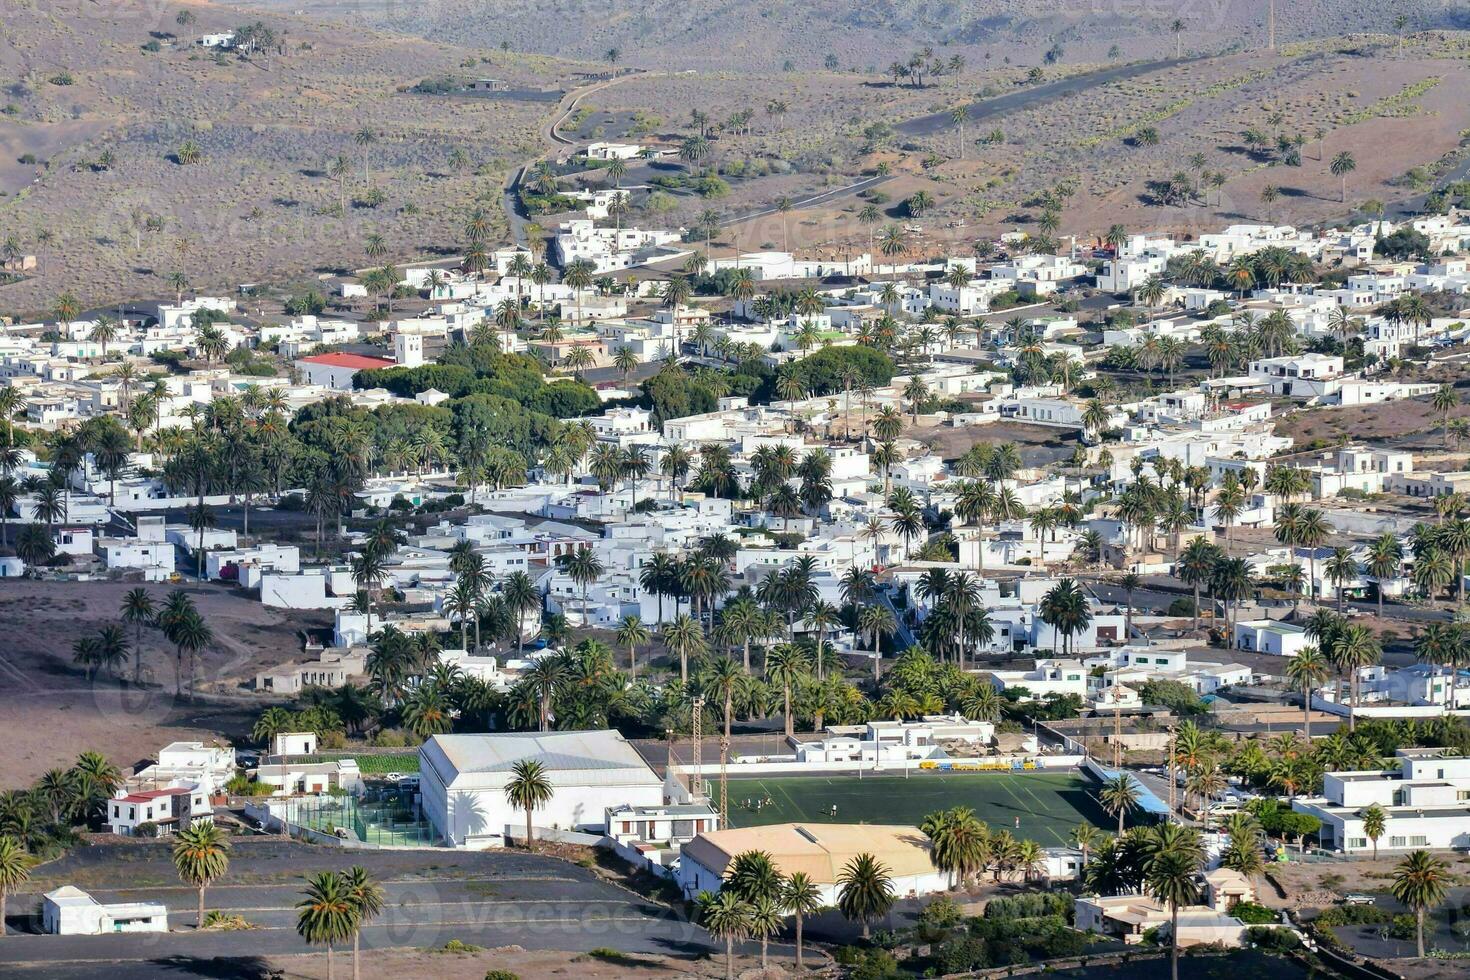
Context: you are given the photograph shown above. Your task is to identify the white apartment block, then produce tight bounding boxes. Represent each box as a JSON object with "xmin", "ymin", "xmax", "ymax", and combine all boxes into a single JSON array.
[{"xmin": 1293, "ymin": 749, "xmax": 1470, "ymax": 853}]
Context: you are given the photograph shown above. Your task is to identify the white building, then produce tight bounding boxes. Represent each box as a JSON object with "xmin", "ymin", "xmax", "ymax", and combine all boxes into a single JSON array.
[
  {"xmin": 1293, "ymin": 749, "xmax": 1470, "ymax": 853},
  {"xmin": 107, "ymin": 786, "xmax": 212, "ymax": 836},
  {"xmin": 603, "ymin": 801, "xmax": 720, "ymax": 846},
  {"xmin": 43, "ymin": 886, "xmax": 167, "ymax": 935},
  {"xmin": 419, "ymin": 730, "xmax": 665, "ymax": 848},
  {"xmin": 795, "ymin": 714, "xmax": 1002, "ymax": 764},
  {"xmin": 988, "ymin": 659, "xmax": 1089, "ymax": 700},
  {"xmin": 293, "ymin": 352, "xmax": 395, "ymax": 390},
  {"xmin": 1075, "ymin": 894, "xmax": 1247, "ymax": 947},
  {"xmin": 1232, "ymin": 620, "xmax": 1308, "ymax": 657}
]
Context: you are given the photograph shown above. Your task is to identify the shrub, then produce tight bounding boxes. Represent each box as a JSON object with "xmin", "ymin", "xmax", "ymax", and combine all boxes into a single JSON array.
[
  {"xmin": 485, "ymin": 972, "xmax": 520, "ymax": 980},
  {"xmin": 1246, "ymin": 926, "xmax": 1301, "ymax": 952},
  {"xmin": 1229, "ymin": 901, "xmax": 1277, "ymax": 925},
  {"xmin": 939, "ymin": 936, "xmax": 989, "ymax": 974},
  {"xmin": 132, "ymin": 821, "xmax": 158, "ymax": 837},
  {"xmin": 1314, "ymin": 904, "xmax": 1392, "ymax": 928},
  {"xmin": 918, "ymin": 894, "xmax": 963, "ymax": 929},
  {"xmin": 1167, "ymin": 597, "xmax": 1197, "ymax": 617},
  {"xmin": 202, "ymin": 911, "xmax": 253, "ymax": 930},
  {"xmin": 435, "ymin": 939, "xmax": 482, "ymax": 953},
  {"xmin": 984, "ymin": 892, "xmax": 1071, "ymax": 920},
  {"xmin": 1390, "ymin": 913, "xmax": 1418, "ymax": 940}
]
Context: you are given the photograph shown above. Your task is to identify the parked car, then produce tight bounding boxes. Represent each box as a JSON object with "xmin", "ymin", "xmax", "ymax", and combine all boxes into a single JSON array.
[{"xmin": 1342, "ymin": 894, "xmax": 1375, "ymax": 906}]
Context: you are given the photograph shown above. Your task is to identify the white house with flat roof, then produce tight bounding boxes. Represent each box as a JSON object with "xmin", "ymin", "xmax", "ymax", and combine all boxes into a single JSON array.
[
  {"xmin": 1292, "ymin": 749, "xmax": 1470, "ymax": 853},
  {"xmin": 1233, "ymin": 619, "xmax": 1308, "ymax": 657},
  {"xmin": 43, "ymin": 886, "xmax": 168, "ymax": 935},
  {"xmin": 988, "ymin": 659, "xmax": 1089, "ymax": 700},
  {"xmin": 419, "ymin": 730, "xmax": 665, "ymax": 848}
]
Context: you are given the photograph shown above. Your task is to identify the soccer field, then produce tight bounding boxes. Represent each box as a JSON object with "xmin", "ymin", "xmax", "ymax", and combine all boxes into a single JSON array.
[{"xmin": 723, "ymin": 771, "xmax": 1110, "ymax": 847}]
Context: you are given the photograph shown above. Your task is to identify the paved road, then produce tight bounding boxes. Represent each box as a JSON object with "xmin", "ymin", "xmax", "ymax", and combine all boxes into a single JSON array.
[
  {"xmin": 503, "ymin": 71, "xmax": 651, "ymax": 245},
  {"xmin": 2, "ymin": 839, "xmax": 714, "ymax": 977},
  {"xmin": 897, "ymin": 56, "xmax": 1198, "ymax": 136}
]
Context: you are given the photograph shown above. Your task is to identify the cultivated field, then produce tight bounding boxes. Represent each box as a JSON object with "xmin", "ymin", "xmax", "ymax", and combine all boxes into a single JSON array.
[
  {"xmin": 0, "ymin": 579, "xmax": 326, "ymax": 781},
  {"xmin": 723, "ymin": 770, "xmax": 1114, "ymax": 846}
]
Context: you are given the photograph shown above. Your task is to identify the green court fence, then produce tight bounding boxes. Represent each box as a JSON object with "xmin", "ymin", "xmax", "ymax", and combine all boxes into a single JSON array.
[{"xmin": 280, "ymin": 792, "xmax": 437, "ymax": 847}]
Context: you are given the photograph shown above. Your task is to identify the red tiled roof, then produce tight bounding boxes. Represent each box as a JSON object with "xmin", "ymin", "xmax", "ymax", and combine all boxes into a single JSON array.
[{"xmin": 297, "ymin": 352, "xmax": 395, "ymax": 370}]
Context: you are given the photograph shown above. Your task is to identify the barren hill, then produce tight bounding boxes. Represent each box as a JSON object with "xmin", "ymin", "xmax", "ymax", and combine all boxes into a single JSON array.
[
  {"xmin": 229, "ymin": 0, "xmax": 1453, "ymax": 71},
  {"xmin": 0, "ymin": 0, "xmax": 581, "ymax": 313}
]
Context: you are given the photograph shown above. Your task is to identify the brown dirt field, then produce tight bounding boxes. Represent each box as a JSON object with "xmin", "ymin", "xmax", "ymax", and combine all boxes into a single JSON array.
[
  {"xmin": 0, "ymin": 579, "xmax": 326, "ymax": 782},
  {"xmin": 256, "ymin": 945, "xmax": 761, "ymax": 979},
  {"xmin": 1273, "ymin": 391, "xmax": 1470, "ymax": 448},
  {"xmin": 906, "ymin": 418, "xmax": 1079, "ymax": 467},
  {"xmin": 1265, "ymin": 853, "xmax": 1470, "ymax": 910}
]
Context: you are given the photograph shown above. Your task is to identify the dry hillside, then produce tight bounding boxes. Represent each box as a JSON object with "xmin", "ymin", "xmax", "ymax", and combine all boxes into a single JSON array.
[
  {"xmin": 229, "ymin": 0, "xmax": 1458, "ymax": 71},
  {"xmin": 0, "ymin": 0, "xmax": 583, "ymax": 314}
]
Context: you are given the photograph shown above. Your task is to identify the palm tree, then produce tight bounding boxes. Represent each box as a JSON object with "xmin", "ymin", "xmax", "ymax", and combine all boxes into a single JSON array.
[
  {"xmin": 504, "ymin": 759, "xmax": 554, "ymax": 848},
  {"xmin": 1325, "ymin": 546, "xmax": 1360, "ymax": 613},
  {"xmin": 1360, "ymin": 803, "xmax": 1387, "ymax": 860},
  {"xmin": 1330, "ymin": 150, "xmax": 1356, "ymax": 202},
  {"xmin": 339, "ymin": 865, "xmax": 384, "ymax": 980},
  {"xmin": 561, "ymin": 546, "xmax": 604, "ymax": 626},
  {"xmin": 1391, "ymin": 850, "xmax": 1449, "ymax": 958},
  {"xmin": 120, "ymin": 587, "xmax": 155, "ymax": 685},
  {"xmin": 782, "ymin": 871, "xmax": 822, "ymax": 970},
  {"xmin": 1147, "ymin": 847, "xmax": 1201, "ymax": 980},
  {"xmin": 747, "ymin": 895, "xmax": 783, "ymax": 968},
  {"xmin": 0, "ymin": 836, "xmax": 31, "ymax": 936},
  {"xmin": 297, "ymin": 870, "xmax": 356, "ymax": 980},
  {"xmin": 1100, "ymin": 773, "xmax": 1138, "ymax": 835},
  {"xmin": 765, "ymin": 643, "xmax": 810, "ymax": 738},
  {"xmin": 701, "ymin": 891, "xmax": 751, "ymax": 980},
  {"xmin": 663, "ymin": 613, "xmax": 705, "ymax": 684},
  {"xmin": 1285, "ymin": 645, "xmax": 1329, "ymax": 740},
  {"xmin": 837, "ymin": 853, "xmax": 895, "ymax": 939},
  {"xmin": 172, "ymin": 821, "xmax": 230, "ymax": 928},
  {"xmin": 1365, "ymin": 533, "xmax": 1403, "ymax": 616},
  {"xmin": 615, "ymin": 614, "xmax": 649, "ymax": 676},
  {"xmin": 1072, "ymin": 823, "xmax": 1100, "ymax": 867}
]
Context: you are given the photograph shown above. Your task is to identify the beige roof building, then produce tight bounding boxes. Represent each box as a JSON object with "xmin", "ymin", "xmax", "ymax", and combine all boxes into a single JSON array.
[{"xmin": 678, "ymin": 823, "xmax": 947, "ymax": 903}]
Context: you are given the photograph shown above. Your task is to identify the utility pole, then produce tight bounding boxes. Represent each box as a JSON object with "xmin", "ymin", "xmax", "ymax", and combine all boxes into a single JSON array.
[
  {"xmin": 719, "ymin": 735, "xmax": 729, "ymax": 826},
  {"xmin": 1167, "ymin": 727, "xmax": 1177, "ymax": 820},
  {"xmin": 690, "ymin": 697, "xmax": 705, "ymax": 799},
  {"xmin": 1113, "ymin": 693, "xmax": 1123, "ymax": 768}
]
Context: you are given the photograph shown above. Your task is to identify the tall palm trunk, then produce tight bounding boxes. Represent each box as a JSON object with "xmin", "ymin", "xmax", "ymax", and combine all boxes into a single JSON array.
[
  {"xmin": 1170, "ymin": 904, "xmax": 1180, "ymax": 980},
  {"xmin": 794, "ymin": 912, "xmax": 805, "ymax": 969}
]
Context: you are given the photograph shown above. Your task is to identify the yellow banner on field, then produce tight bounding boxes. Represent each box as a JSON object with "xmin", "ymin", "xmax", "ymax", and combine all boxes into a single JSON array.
[{"xmin": 917, "ymin": 760, "xmax": 1037, "ymax": 772}]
